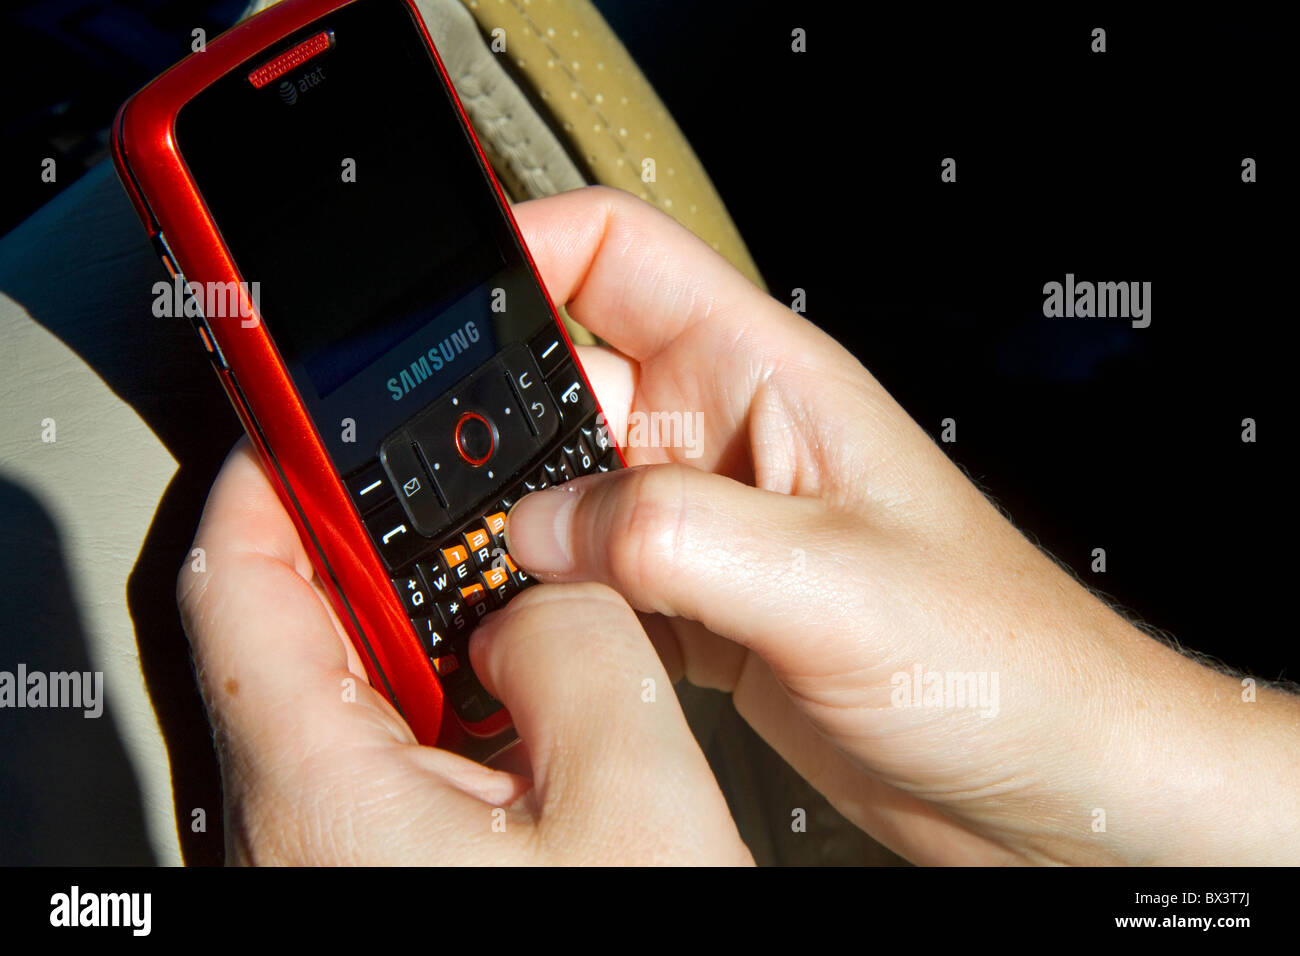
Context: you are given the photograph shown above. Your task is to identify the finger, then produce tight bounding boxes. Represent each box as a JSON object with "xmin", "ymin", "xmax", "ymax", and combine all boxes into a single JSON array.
[
  {"xmin": 179, "ymin": 440, "xmax": 417, "ymax": 770},
  {"xmin": 515, "ymin": 188, "xmax": 872, "ymax": 480},
  {"xmin": 572, "ymin": 343, "xmax": 636, "ymax": 445},
  {"xmin": 504, "ymin": 463, "xmax": 861, "ymax": 678},
  {"xmin": 468, "ymin": 583, "xmax": 749, "ymax": 863},
  {"xmin": 512, "ymin": 186, "xmax": 775, "ymax": 362}
]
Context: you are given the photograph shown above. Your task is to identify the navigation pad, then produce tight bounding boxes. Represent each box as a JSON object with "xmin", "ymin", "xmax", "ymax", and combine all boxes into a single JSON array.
[{"xmin": 378, "ymin": 344, "xmax": 557, "ymax": 537}]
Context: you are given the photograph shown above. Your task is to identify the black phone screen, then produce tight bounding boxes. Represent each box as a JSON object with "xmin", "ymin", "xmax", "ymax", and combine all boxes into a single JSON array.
[{"xmin": 176, "ymin": 0, "xmax": 552, "ymax": 473}]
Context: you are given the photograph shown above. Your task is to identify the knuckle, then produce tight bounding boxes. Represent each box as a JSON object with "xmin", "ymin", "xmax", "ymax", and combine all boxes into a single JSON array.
[
  {"xmin": 586, "ymin": 182, "xmax": 636, "ymax": 212},
  {"xmin": 603, "ymin": 465, "xmax": 690, "ymax": 595}
]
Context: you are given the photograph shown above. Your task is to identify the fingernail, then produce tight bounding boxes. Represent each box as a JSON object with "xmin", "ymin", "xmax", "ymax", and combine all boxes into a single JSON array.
[{"xmin": 505, "ymin": 486, "xmax": 582, "ymax": 574}]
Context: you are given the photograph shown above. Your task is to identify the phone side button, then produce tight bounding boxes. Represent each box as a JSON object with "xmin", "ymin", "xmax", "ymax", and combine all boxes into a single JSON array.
[
  {"xmin": 364, "ymin": 500, "xmax": 427, "ymax": 571},
  {"xmin": 152, "ymin": 232, "xmax": 181, "ymax": 277},
  {"xmin": 195, "ymin": 319, "xmax": 229, "ymax": 371}
]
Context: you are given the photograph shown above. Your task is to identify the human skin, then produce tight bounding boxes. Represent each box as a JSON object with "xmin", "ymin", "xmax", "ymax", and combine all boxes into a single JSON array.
[{"xmin": 180, "ymin": 186, "xmax": 1300, "ymax": 865}]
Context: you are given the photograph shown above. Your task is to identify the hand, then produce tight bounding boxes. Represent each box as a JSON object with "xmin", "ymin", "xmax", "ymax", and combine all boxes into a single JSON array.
[
  {"xmin": 504, "ymin": 186, "xmax": 1300, "ymax": 865},
  {"xmin": 178, "ymin": 440, "xmax": 752, "ymax": 865}
]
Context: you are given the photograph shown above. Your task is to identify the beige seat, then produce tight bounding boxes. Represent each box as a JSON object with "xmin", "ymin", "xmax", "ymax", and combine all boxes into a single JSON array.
[{"xmin": 0, "ymin": 0, "xmax": 897, "ymax": 865}]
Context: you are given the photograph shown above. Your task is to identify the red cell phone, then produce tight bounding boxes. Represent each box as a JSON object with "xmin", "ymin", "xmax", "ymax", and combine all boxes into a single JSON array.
[{"xmin": 111, "ymin": 0, "xmax": 623, "ymax": 760}]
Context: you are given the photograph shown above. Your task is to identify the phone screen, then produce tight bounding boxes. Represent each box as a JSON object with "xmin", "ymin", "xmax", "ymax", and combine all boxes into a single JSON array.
[{"xmin": 176, "ymin": 0, "xmax": 551, "ymax": 473}]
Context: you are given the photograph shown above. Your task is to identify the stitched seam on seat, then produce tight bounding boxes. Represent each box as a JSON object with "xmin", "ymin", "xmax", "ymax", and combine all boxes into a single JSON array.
[
  {"xmin": 457, "ymin": 69, "xmax": 563, "ymax": 194},
  {"xmin": 457, "ymin": 71, "xmax": 542, "ymax": 163}
]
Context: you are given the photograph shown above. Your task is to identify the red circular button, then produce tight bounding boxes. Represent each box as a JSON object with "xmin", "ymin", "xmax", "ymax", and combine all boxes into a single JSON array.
[{"xmin": 454, "ymin": 411, "xmax": 496, "ymax": 467}]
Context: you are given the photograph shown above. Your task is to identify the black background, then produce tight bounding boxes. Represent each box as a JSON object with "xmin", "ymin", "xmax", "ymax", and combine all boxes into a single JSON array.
[{"xmin": 596, "ymin": 4, "xmax": 1291, "ymax": 683}]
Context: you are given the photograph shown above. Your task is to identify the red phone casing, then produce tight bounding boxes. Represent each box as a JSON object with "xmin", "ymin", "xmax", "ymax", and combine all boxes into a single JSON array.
[{"xmin": 111, "ymin": 0, "xmax": 622, "ymax": 754}]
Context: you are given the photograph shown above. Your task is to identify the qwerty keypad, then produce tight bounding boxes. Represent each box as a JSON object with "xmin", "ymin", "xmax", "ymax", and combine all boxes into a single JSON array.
[{"xmin": 350, "ymin": 373, "xmax": 619, "ymax": 732}]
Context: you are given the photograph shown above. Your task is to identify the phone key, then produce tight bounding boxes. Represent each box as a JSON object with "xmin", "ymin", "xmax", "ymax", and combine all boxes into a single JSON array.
[
  {"xmin": 545, "ymin": 362, "xmax": 596, "ymax": 425},
  {"xmin": 481, "ymin": 565, "xmax": 510, "ymax": 589},
  {"xmin": 439, "ymin": 543, "xmax": 473, "ymax": 583},
  {"xmin": 581, "ymin": 417, "xmax": 615, "ymax": 459},
  {"xmin": 499, "ymin": 346, "xmax": 555, "ymax": 441},
  {"xmin": 364, "ymin": 500, "xmax": 427, "ymax": 571},
  {"xmin": 438, "ymin": 595, "xmax": 474, "ymax": 638},
  {"xmin": 568, "ymin": 435, "xmax": 597, "ymax": 474},
  {"xmin": 380, "ymin": 436, "xmax": 448, "ymax": 536},
  {"xmin": 500, "ymin": 347, "xmax": 544, "ymax": 403},
  {"xmin": 503, "ymin": 552, "xmax": 533, "ymax": 589},
  {"xmin": 484, "ymin": 511, "xmax": 507, "ymax": 539},
  {"xmin": 459, "ymin": 582, "xmax": 487, "ymax": 607},
  {"xmin": 432, "ymin": 652, "xmax": 462, "ymax": 678},
  {"xmin": 450, "ymin": 666, "xmax": 504, "ymax": 724},
  {"xmin": 391, "ymin": 574, "xmax": 432, "ymax": 616},
  {"xmin": 453, "ymin": 687, "xmax": 488, "ymax": 724},
  {"xmin": 552, "ymin": 453, "xmax": 575, "ymax": 484},
  {"xmin": 521, "ymin": 395, "xmax": 553, "ymax": 438},
  {"xmin": 417, "ymin": 559, "xmax": 452, "ymax": 597},
  {"xmin": 346, "ymin": 462, "xmax": 393, "ymax": 515},
  {"xmin": 437, "ymin": 660, "xmax": 477, "ymax": 705},
  {"xmin": 471, "ymin": 543, "xmax": 496, "ymax": 570},
  {"xmin": 528, "ymin": 324, "xmax": 569, "ymax": 379},
  {"xmin": 411, "ymin": 616, "xmax": 452, "ymax": 657},
  {"xmin": 464, "ymin": 527, "xmax": 491, "ymax": 553},
  {"xmin": 467, "ymin": 696, "xmax": 505, "ymax": 725},
  {"xmin": 481, "ymin": 565, "xmax": 513, "ymax": 605}
]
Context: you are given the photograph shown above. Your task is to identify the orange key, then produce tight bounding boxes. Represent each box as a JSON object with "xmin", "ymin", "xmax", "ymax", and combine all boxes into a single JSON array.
[
  {"xmin": 464, "ymin": 527, "xmax": 491, "ymax": 552},
  {"xmin": 482, "ymin": 566, "xmax": 509, "ymax": 589},
  {"xmin": 459, "ymin": 583, "xmax": 486, "ymax": 605},
  {"xmin": 440, "ymin": 543, "xmax": 469, "ymax": 569},
  {"xmin": 484, "ymin": 511, "xmax": 507, "ymax": 537},
  {"xmin": 433, "ymin": 654, "xmax": 460, "ymax": 676}
]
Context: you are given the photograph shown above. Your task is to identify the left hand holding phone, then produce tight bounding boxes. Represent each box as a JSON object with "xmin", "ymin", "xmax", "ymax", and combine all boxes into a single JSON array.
[{"xmin": 178, "ymin": 439, "xmax": 752, "ymax": 865}]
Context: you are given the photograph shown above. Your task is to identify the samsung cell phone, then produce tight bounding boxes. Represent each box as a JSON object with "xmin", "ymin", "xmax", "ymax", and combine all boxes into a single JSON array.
[{"xmin": 112, "ymin": 0, "xmax": 623, "ymax": 759}]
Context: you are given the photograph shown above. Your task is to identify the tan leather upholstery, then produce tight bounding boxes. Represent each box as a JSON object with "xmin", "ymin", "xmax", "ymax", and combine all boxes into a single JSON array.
[
  {"xmin": 0, "ymin": 163, "xmax": 216, "ymax": 865},
  {"xmin": 459, "ymin": 0, "xmax": 765, "ymax": 289}
]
